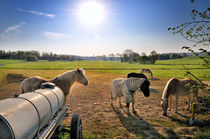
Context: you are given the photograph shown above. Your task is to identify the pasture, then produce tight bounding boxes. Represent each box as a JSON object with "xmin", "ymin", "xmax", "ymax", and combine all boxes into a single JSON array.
[{"xmin": 0, "ymin": 58, "xmax": 209, "ymax": 138}]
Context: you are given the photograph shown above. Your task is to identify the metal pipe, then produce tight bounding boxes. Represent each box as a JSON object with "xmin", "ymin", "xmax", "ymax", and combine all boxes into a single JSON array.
[{"xmin": 0, "ymin": 85, "xmax": 65, "ymax": 139}]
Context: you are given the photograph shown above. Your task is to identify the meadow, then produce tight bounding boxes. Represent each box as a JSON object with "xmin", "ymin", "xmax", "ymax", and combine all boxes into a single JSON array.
[{"xmin": 0, "ymin": 56, "xmax": 209, "ymax": 81}]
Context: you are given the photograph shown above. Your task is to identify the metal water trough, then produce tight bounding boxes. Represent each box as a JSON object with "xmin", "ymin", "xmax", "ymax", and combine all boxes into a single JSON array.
[{"xmin": 0, "ymin": 83, "xmax": 82, "ymax": 139}]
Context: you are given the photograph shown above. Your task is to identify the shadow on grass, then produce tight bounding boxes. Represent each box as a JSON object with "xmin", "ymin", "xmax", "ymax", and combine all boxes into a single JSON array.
[
  {"xmin": 111, "ymin": 104, "xmax": 164, "ymax": 138},
  {"xmin": 149, "ymin": 88, "xmax": 159, "ymax": 93},
  {"xmin": 166, "ymin": 114, "xmax": 189, "ymax": 126},
  {"xmin": 149, "ymin": 78, "xmax": 160, "ymax": 81}
]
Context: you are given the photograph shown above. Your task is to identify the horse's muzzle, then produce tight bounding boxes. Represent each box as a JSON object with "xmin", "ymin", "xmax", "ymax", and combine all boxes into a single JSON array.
[
  {"xmin": 144, "ymin": 94, "xmax": 150, "ymax": 97},
  {"xmin": 84, "ymin": 81, "xmax": 88, "ymax": 86}
]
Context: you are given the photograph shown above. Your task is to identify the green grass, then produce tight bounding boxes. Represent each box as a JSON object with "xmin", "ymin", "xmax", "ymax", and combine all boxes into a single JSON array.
[
  {"xmin": 1, "ymin": 60, "xmax": 207, "ymax": 70},
  {"xmin": 0, "ymin": 59, "xmax": 24, "ymax": 64},
  {"xmin": 156, "ymin": 56, "xmax": 210, "ymax": 65},
  {"xmin": 0, "ymin": 56, "xmax": 209, "ymax": 80}
]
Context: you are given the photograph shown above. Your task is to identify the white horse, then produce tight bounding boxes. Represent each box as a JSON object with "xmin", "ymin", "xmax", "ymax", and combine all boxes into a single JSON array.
[
  {"xmin": 21, "ymin": 68, "xmax": 88, "ymax": 99},
  {"xmin": 141, "ymin": 69, "xmax": 153, "ymax": 79},
  {"xmin": 160, "ymin": 78, "xmax": 198, "ymax": 116},
  {"xmin": 111, "ymin": 77, "xmax": 150, "ymax": 114}
]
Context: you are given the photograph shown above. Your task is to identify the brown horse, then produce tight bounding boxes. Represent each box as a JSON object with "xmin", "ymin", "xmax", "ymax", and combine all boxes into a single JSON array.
[
  {"xmin": 21, "ymin": 68, "xmax": 88, "ymax": 98},
  {"xmin": 160, "ymin": 78, "xmax": 198, "ymax": 116},
  {"xmin": 140, "ymin": 68, "xmax": 153, "ymax": 79}
]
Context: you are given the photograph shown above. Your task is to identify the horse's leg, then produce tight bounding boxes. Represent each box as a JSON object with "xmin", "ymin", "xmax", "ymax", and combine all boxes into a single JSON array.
[
  {"xmin": 132, "ymin": 95, "xmax": 136, "ymax": 113},
  {"xmin": 175, "ymin": 95, "xmax": 178, "ymax": 113},
  {"xmin": 126, "ymin": 103, "xmax": 130, "ymax": 114},
  {"xmin": 119, "ymin": 97, "xmax": 122, "ymax": 108},
  {"xmin": 168, "ymin": 96, "xmax": 172, "ymax": 111},
  {"xmin": 185, "ymin": 95, "xmax": 191, "ymax": 110},
  {"xmin": 110, "ymin": 91, "xmax": 114, "ymax": 105}
]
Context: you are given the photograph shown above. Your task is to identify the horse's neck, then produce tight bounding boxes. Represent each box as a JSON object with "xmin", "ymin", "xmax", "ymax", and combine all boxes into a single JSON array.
[
  {"xmin": 55, "ymin": 70, "xmax": 77, "ymax": 85},
  {"xmin": 162, "ymin": 79, "xmax": 175, "ymax": 99}
]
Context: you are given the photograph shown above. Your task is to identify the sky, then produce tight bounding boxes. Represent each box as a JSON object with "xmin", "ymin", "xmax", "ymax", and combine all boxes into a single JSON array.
[{"xmin": 0, "ymin": 0, "xmax": 209, "ymax": 56}]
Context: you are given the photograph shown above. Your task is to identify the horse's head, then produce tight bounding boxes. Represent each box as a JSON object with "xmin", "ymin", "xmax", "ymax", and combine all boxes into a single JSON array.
[
  {"xmin": 140, "ymin": 79, "xmax": 150, "ymax": 97},
  {"xmin": 160, "ymin": 98, "xmax": 168, "ymax": 116},
  {"xmin": 75, "ymin": 68, "xmax": 88, "ymax": 86}
]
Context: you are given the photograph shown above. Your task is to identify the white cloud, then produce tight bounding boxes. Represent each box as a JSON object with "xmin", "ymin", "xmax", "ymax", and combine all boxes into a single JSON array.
[
  {"xmin": 43, "ymin": 31, "xmax": 71, "ymax": 40},
  {"xmin": 4, "ymin": 22, "xmax": 26, "ymax": 33},
  {"xmin": 0, "ymin": 22, "xmax": 26, "ymax": 39},
  {"xmin": 17, "ymin": 8, "xmax": 55, "ymax": 18}
]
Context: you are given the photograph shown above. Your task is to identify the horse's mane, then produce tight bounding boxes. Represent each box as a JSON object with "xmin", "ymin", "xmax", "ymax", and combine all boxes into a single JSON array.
[
  {"xmin": 127, "ymin": 72, "xmax": 147, "ymax": 79},
  {"xmin": 162, "ymin": 78, "xmax": 179, "ymax": 99}
]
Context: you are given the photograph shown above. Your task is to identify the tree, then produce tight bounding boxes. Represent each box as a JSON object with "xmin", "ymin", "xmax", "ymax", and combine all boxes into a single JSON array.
[
  {"xmin": 139, "ymin": 53, "xmax": 148, "ymax": 64},
  {"xmin": 129, "ymin": 52, "xmax": 140, "ymax": 63},
  {"xmin": 149, "ymin": 50, "xmax": 158, "ymax": 64},
  {"xmin": 26, "ymin": 55, "xmax": 38, "ymax": 61},
  {"xmin": 169, "ymin": 0, "xmax": 209, "ymax": 90}
]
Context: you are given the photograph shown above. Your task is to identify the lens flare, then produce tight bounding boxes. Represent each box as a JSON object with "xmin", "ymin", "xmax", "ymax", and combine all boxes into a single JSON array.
[{"xmin": 78, "ymin": 1, "xmax": 105, "ymax": 27}]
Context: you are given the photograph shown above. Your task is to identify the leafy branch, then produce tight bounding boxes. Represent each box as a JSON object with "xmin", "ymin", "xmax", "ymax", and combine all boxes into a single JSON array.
[{"xmin": 169, "ymin": 1, "xmax": 209, "ymax": 93}]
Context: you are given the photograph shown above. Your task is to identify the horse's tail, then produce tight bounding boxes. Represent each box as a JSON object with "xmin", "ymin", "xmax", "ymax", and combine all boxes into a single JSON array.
[
  {"xmin": 162, "ymin": 78, "xmax": 179, "ymax": 99},
  {"xmin": 21, "ymin": 79, "xmax": 26, "ymax": 93}
]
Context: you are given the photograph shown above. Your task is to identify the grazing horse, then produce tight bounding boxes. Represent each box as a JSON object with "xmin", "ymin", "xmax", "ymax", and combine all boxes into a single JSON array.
[
  {"xmin": 160, "ymin": 78, "xmax": 198, "ymax": 116},
  {"xmin": 111, "ymin": 77, "xmax": 150, "ymax": 114},
  {"xmin": 140, "ymin": 69, "xmax": 153, "ymax": 79},
  {"xmin": 21, "ymin": 68, "xmax": 88, "ymax": 98}
]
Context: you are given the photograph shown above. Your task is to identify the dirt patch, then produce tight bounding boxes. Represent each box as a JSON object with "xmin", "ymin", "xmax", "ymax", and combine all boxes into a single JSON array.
[
  {"xmin": 7, "ymin": 73, "xmax": 27, "ymax": 83},
  {"xmin": 0, "ymin": 70, "xmax": 209, "ymax": 138}
]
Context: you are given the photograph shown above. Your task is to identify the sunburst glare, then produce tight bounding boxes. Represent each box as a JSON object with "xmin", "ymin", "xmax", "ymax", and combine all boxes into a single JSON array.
[{"xmin": 78, "ymin": 1, "xmax": 106, "ymax": 28}]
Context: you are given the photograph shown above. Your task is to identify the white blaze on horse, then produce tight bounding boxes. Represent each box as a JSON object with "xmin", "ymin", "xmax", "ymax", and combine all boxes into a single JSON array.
[
  {"xmin": 21, "ymin": 68, "xmax": 88, "ymax": 101},
  {"xmin": 160, "ymin": 78, "xmax": 198, "ymax": 116},
  {"xmin": 111, "ymin": 77, "xmax": 150, "ymax": 114},
  {"xmin": 140, "ymin": 69, "xmax": 153, "ymax": 79}
]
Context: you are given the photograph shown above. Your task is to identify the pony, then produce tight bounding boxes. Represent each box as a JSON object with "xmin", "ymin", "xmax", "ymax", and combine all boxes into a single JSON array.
[
  {"xmin": 140, "ymin": 69, "xmax": 153, "ymax": 79},
  {"xmin": 21, "ymin": 68, "xmax": 88, "ymax": 99},
  {"xmin": 111, "ymin": 77, "xmax": 150, "ymax": 114},
  {"xmin": 160, "ymin": 78, "xmax": 198, "ymax": 116}
]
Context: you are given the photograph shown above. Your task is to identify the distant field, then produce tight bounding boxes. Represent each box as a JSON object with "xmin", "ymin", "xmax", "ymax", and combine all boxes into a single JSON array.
[
  {"xmin": 0, "ymin": 56, "xmax": 209, "ymax": 80},
  {"xmin": 0, "ymin": 59, "xmax": 24, "ymax": 64},
  {"xmin": 156, "ymin": 56, "xmax": 210, "ymax": 65}
]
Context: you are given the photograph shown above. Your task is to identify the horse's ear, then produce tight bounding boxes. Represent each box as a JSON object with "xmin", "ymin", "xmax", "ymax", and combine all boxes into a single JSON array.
[{"xmin": 77, "ymin": 68, "xmax": 80, "ymax": 72}]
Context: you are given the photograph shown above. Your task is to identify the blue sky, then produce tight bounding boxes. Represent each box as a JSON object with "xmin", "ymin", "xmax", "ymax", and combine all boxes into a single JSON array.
[{"xmin": 0, "ymin": 0, "xmax": 209, "ymax": 56}]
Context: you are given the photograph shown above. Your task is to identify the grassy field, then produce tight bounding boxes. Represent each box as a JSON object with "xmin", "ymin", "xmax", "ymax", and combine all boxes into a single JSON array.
[
  {"xmin": 155, "ymin": 56, "xmax": 210, "ymax": 65},
  {"xmin": 0, "ymin": 56, "xmax": 209, "ymax": 81}
]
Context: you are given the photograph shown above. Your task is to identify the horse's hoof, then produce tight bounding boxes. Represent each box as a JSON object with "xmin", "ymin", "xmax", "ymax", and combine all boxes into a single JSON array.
[
  {"xmin": 125, "ymin": 109, "xmax": 129, "ymax": 114},
  {"xmin": 133, "ymin": 110, "xmax": 137, "ymax": 114}
]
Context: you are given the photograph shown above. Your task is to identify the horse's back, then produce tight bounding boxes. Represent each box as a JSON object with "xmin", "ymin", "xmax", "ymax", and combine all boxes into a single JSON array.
[
  {"xmin": 111, "ymin": 78, "xmax": 124, "ymax": 98},
  {"xmin": 164, "ymin": 78, "xmax": 198, "ymax": 97},
  {"xmin": 21, "ymin": 76, "xmax": 47, "ymax": 93},
  {"xmin": 112, "ymin": 78, "xmax": 124, "ymax": 89},
  {"xmin": 179, "ymin": 78, "xmax": 198, "ymax": 96}
]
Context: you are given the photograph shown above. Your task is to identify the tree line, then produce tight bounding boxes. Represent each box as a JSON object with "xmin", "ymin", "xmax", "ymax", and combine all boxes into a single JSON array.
[
  {"xmin": 0, "ymin": 49, "xmax": 192, "ymax": 63},
  {"xmin": 0, "ymin": 50, "xmax": 82, "ymax": 61},
  {"xmin": 119, "ymin": 49, "xmax": 188, "ymax": 64}
]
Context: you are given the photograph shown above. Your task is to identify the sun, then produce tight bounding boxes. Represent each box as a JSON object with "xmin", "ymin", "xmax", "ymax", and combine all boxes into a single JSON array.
[{"xmin": 78, "ymin": 1, "xmax": 105, "ymax": 27}]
